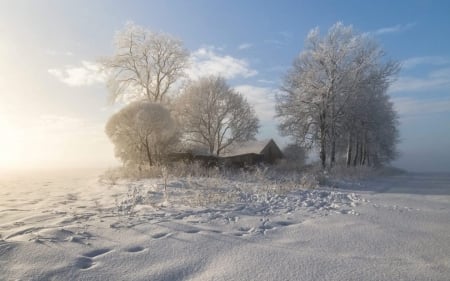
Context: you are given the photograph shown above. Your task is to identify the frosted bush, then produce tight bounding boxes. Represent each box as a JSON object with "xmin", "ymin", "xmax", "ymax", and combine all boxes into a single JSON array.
[
  {"xmin": 300, "ymin": 174, "xmax": 319, "ymax": 189},
  {"xmin": 116, "ymin": 184, "xmax": 150, "ymax": 216},
  {"xmin": 99, "ymin": 168, "xmax": 121, "ymax": 185}
]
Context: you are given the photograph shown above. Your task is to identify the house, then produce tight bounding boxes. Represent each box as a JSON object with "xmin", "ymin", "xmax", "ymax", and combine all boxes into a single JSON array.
[
  {"xmin": 166, "ymin": 139, "xmax": 284, "ymax": 168},
  {"xmin": 221, "ymin": 139, "xmax": 284, "ymax": 167}
]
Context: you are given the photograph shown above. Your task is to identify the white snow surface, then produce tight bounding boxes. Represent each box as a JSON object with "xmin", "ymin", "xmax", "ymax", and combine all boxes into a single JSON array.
[{"xmin": 0, "ymin": 170, "xmax": 449, "ymax": 280}]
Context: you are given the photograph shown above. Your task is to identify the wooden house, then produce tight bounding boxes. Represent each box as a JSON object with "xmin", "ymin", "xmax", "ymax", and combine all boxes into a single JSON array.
[
  {"xmin": 167, "ymin": 139, "xmax": 283, "ymax": 168},
  {"xmin": 221, "ymin": 139, "xmax": 284, "ymax": 168}
]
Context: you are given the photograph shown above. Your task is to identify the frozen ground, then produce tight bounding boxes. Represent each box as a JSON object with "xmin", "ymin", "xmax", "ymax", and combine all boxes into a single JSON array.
[{"xmin": 0, "ymin": 170, "xmax": 449, "ymax": 280}]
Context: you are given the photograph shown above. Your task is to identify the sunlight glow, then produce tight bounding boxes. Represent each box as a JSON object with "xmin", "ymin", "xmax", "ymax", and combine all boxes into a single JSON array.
[
  {"xmin": 0, "ymin": 119, "xmax": 24, "ymax": 169},
  {"xmin": 0, "ymin": 113, "xmax": 117, "ymax": 171}
]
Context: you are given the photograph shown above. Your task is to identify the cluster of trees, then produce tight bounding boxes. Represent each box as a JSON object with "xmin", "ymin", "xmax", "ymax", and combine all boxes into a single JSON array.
[
  {"xmin": 103, "ymin": 23, "xmax": 259, "ymax": 168},
  {"xmin": 103, "ymin": 22, "xmax": 399, "ymax": 170},
  {"xmin": 276, "ymin": 23, "xmax": 399, "ymax": 169}
]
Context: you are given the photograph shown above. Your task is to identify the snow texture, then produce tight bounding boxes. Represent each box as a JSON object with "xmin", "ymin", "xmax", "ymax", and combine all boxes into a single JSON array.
[{"xmin": 0, "ymin": 170, "xmax": 449, "ymax": 280}]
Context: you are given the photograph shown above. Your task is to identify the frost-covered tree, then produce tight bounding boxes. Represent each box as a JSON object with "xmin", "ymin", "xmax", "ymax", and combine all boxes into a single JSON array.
[
  {"xmin": 101, "ymin": 23, "xmax": 189, "ymax": 103},
  {"xmin": 276, "ymin": 22, "xmax": 399, "ymax": 169},
  {"xmin": 344, "ymin": 81, "xmax": 399, "ymax": 167},
  {"xmin": 105, "ymin": 102, "xmax": 179, "ymax": 166},
  {"xmin": 175, "ymin": 76, "xmax": 259, "ymax": 156}
]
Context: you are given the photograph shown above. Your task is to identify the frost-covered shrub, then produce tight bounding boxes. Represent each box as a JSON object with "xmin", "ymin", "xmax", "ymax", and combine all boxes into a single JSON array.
[
  {"xmin": 193, "ymin": 188, "xmax": 238, "ymax": 207},
  {"xmin": 300, "ymin": 174, "xmax": 319, "ymax": 189},
  {"xmin": 116, "ymin": 184, "xmax": 149, "ymax": 215}
]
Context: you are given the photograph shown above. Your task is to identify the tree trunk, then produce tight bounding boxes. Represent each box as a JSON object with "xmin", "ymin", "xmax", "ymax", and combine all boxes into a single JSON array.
[
  {"xmin": 320, "ymin": 109, "xmax": 327, "ymax": 169},
  {"xmin": 209, "ymin": 142, "xmax": 215, "ymax": 155},
  {"xmin": 331, "ymin": 138, "xmax": 336, "ymax": 167},
  {"xmin": 362, "ymin": 132, "xmax": 368, "ymax": 166},
  {"xmin": 359, "ymin": 141, "xmax": 364, "ymax": 165},
  {"xmin": 320, "ymin": 142, "xmax": 326, "ymax": 169},
  {"xmin": 353, "ymin": 140, "xmax": 359, "ymax": 166},
  {"xmin": 346, "ymin": 133, "xmax": 352, "ymax": 167},
  {"xmin": 145, "ymin": 137, "xmax": 153, "ymax": 166},
  {"xmin": 330, "ymin": 100, "xmax": 336, "ymax": 168},
  {"xmin": 216, "ymin": 129, "xmax": 221, "ymax": 156},
  {"xmin": 362, "ymin": 147, "xmax": 366, "ymax": 166}
]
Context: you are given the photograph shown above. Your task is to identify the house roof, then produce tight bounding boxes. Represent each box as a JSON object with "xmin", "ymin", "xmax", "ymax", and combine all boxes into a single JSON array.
[{"xmin": 222, "ymin": 139, "xmax": 274, "ymax": 157}]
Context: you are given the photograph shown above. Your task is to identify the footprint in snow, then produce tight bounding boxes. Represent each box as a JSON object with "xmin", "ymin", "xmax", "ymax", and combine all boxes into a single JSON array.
[
  {"xmin": 274, "ymin": 221, "xmax": 294, "ymax": 226},
  {"xmin": 259, "ymin": 224, "xmax": 274, "ymax": 230},
  {"xmin": 83, "ymin": 248, "xmax": 112, "ymax": 258},
  {"xmin": 151, "ymin": 232, "xmax": 171, "ymax": 239},
  {"xmin": 238, "ymin": 226, "xmax": 252, "ymax": 232},
  {"xmin": 233, "ymin": 226, "xmax": 255, "ymax": 237},
  {"xmin": 75, "ymin": 248, "xmax": 113, "ymax": 270},
  {"xmin": 75, "ymin": 257, "xmax": 94, "ymax": 270},
  {"xmin": 126, "ymin": 246, "xmax": 145, "ymax": 253},
  {"xmin": 183, "ymin": 228, "xmax": 200, "ymax": 234}
]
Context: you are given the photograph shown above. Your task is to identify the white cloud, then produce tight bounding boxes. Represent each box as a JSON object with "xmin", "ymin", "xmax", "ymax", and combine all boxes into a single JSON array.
[
  {"xmin": 48, "ymin": 61, "xmax": 106, "ymax": 86},
  {"xmin": 402, "ymin": 56, "xmax": 450, "ymax": 69},
  {"xmin": 374, "ymin": 23, "xmax": 416, "ymax": 35},
  {"xmin": 187, "ymin": 47, "xmax": 257, "ymax": 80},
  {"xmin": 50, "ymin": 49, "xmax": 258, "ymax": 86},
  {"xmin": 238, "ymin": 43, "xmax": 252, "ymax": 50},
  {"xmin": 390, "ymin": 67, "xmax": 450, "ymax": 93},
  {"xmin": 234, "ymin": 85, "xmax": 276, "ymax": 122},
  {"xmin": 392, "ymin": 97, "xmax": 450, "ymax": 117}
]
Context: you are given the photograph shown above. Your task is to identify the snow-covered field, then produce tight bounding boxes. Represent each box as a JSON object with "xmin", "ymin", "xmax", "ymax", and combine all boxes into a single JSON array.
[{"xmin": 0, "ymin": 170, "xmax": 449, "ymax": 280}]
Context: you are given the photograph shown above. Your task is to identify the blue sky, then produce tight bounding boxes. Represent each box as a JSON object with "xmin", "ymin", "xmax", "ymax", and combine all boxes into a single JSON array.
[{"xmin": 0, "ymin": 0, "xmax": 449, "ymax": 172}]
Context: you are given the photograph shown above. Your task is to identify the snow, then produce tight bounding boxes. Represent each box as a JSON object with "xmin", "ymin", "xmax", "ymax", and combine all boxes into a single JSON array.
[{"xmin": 0, "ymin": 170, "xmax": 449, "ymax": 280}]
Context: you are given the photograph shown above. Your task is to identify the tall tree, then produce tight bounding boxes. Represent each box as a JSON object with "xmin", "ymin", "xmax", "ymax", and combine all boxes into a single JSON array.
[
  {"xmin": 101, "ymin": 23, "xmax": 189, "ymax": 103},
  {"xmin": 343, "ymin": 63, "xmax": 399, "ymax": 167},
  {"xmin": 276, "ymin": 22, "xmax": 399, "ymax": 169},
  {"xmin": 175, "ymin": 76, "xmax": 259, "ymax": 156}
]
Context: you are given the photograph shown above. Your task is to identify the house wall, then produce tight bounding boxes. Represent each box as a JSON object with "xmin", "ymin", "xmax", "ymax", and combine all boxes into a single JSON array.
[
  {"xmin": 166, "ymin": 140, "xmax": 283, "ymax": 168},
  {"xmin": 260, "ymin": 140, "xmax": 284, "ymax": 164},
  {"xmin": 221, "ymin": 153, "xmax": 264, "ymax": 168}
]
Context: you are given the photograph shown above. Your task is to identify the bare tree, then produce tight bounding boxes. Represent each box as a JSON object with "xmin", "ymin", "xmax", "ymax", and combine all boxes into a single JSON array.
[
  {"xmin": 101, "ymin": 23, "xmax": 189, "ymax": 103},
  {"xmin": 105, "ymin": 102, "xmax": 179, "ymax": 167},
  {"xmin": 175, "ymin": 76, "xmax": 259, "ymax": 156},
  {"xmin": 276, "ymin": 22, "xmax": 399, "ymax": 169}
]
